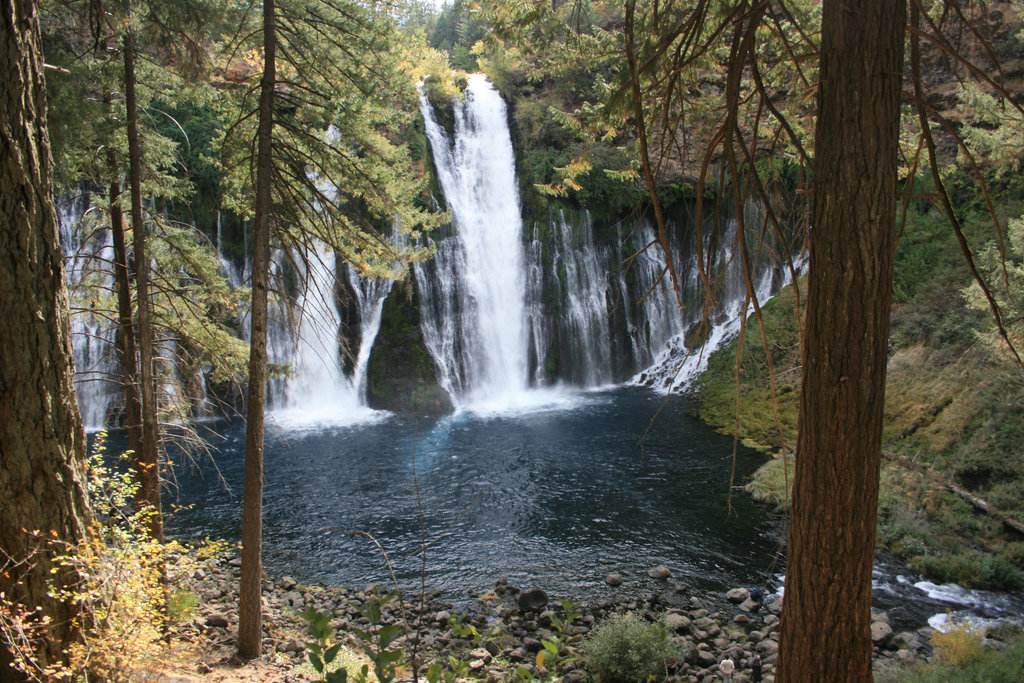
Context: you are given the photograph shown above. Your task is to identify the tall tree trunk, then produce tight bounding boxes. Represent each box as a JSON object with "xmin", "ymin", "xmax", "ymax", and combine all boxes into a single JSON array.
[
  {"xmin": 0, "ymin": 0, "xmax": 92, "ymax": 677},
  {"xmin": 123, "ymin": 27, "xmax": 163, "ymax": 541},
  {"xmin": 237, "ymin": 0, "xmax": 276, "ymax": 660},
  {"xmin": 777, "ymin": 1, "xmax": 905, "ymax": 681},
  {"xmin": 106, "ymin": 146, "xmax": 143, "ymax": 460}
]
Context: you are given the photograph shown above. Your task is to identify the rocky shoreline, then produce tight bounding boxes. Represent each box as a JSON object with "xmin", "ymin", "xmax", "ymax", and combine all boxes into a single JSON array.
[{"xmin": 164, "ymin": 551, "xmax": 939, "ymax": 682}]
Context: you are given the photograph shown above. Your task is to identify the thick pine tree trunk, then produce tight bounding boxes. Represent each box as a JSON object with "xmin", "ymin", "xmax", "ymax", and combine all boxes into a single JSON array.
[
  {"xmin": 0, "ymin": 0, "xmax": 91, "ymax": 678},
  {"xmin": 123, "ymin": 28, "xmax": 163, "ymax": 541},
  {"xmin": 237, "ymin": 0, "xmax": 276, "ymax": 660},
  {"xmin": 777, "ymin": 1, "xmax": 905, "ymax": 681}
]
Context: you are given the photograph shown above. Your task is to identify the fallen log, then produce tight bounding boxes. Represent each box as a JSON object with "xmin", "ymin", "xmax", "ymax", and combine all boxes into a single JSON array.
[{"xmin": 948, "ymin": 483, "xmax": 1024, "ymax": 536}]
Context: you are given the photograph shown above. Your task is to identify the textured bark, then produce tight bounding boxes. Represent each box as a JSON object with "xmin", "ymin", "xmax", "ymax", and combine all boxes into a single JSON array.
[
  {"xmin": 777, "ymin": 2, "xmax": 906, "ymax": 681},
  {"xmin": 123, "ymin": 28, "xmax": 163, "ymax": 541},
  {"xmin": 0, "ymin": 0, "xmax": 91, "ymax": 677},
  {"xmin": 237, "ymin": 0, "xmax": 275, "ymax": 660}
]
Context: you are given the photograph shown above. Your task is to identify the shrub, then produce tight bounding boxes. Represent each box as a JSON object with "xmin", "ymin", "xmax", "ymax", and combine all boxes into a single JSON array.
[
  {"xmin": 581, "ymin": 612, "xmax": 680, "ymax": 683},
  {"xmin": 0, "ymin": 433, "xmax": 196, "ymax": 681},
  {"xmin": 881, "ymin": 629, "xmax": 1024, "ymax": 683},
  {"xmin": 931, "ymin": 618, "xmax": 986, "ymax": 667}
]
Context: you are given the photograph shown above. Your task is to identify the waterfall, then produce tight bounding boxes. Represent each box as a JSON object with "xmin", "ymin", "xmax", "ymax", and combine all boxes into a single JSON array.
[
  {"xmin": 523, "ymin": 210, "xmax": 617, "ymax": 387},
  {"xmin": 417, "ymin": 75, "xmax": 532, "ymax": 409},
  {"xmin": 630, "ymin": 216, "xmax": 793, "ymax": 392},
  {"xmin": 271, "ymin": 241, "xmax": 388, "ymax": 426},
  {"xmin": 414, "ymin": 75, "xmax": 795, "ymax": 407},
  {"xmin": 59, "ymin": 193, "xmax": 120, "ymax": 432},
  {"xmin": 267, "ymin": 240, "xmax": 394, "ymax": 426},
  {"xmin": 344, "ymin": 263, "xmax": 394, "ymax": 402}
]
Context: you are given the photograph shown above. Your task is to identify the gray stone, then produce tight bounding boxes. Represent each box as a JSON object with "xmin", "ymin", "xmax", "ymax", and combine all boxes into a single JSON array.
[
  {"xmin": 280, "ymin": 638, "xmax": 304, "ymax": 653},
  {"xmin": 518, "ymin": 588, "xmax": 549, "ymax": 612},
  {"xmin": 871, "ymin": 621, "xmax": 894, "ymax": 645},
  {"xmin": 281, "ymin": 590, "xmax": 304, "ymax": 609},
  {"xmin": 605, "ymin": 573, "xmax": 624, "ymax": 587},
  {"xmin": 726, "ymin": 588, "xmax": 750, "ymax": 603},
  {"xmin": 280, "ymin": 576, "xmax": 297, "ymax": 590},
  {"xmin": 648, "ymin": 565, "xmax": 672, "ymax": 579},
  {"xmin": 893, "ymin": 631, "xmax": 922, "ymax": 650},
  {"xmin": 739, "ymin": 598, "xmax": 760, "ymax": 613},
  {"xmin": 694, "ymin": 616, "xmax": 715, "ymax": 630},
  {"xmin": 665, "ymin": 613, "xmax": 691, "ymax": 631},
  {"xmin": 434, "ymin": 610, "xmax": 451, "ymax": 623},
  {"xmin": 523, "ymin": 637, "xmax": 543, "ymax": 653}
]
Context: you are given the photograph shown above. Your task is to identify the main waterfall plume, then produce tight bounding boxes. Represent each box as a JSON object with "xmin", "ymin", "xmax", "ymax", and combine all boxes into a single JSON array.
[{"xmin": 417, "ymin": 75, "xmax": 533, "ymax": 410}]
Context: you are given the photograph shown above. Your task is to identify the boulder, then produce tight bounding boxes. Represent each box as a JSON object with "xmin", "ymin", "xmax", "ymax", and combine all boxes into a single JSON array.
[
  {"xmin": 871, "ymin": 620, "xmax": 894, "ymax": 645},
  {"xmin": 205, "ymin": 613, "xmax": 229, "ymax": 628},
  {"xmin": 605, "ymin": 573, "xmax": 624, "ymax": 587},
  {"xmin": 517, "ymin": 588, "xmax": 549, "ymax": 612},
  {"xmin": 664, "ymin": 613, "xmax": 691, "ymax": 631},
  {"xmin": 280, "ymin": 576, "xmax": 297, "ymax": 590},
  {"xmin": 648, "ymin": 565, "xmax": 672, "ymax": 579},
  {"xmin": 281, "ymin": 590, "xmax": 304, "ymax": 609},
  {"xmin": 726, "ymin": 588, "xmax": 750, "ymax": 603},
  {"xmin": 279, "ymin": 638, "xmax": 304, "ymax": 653}
]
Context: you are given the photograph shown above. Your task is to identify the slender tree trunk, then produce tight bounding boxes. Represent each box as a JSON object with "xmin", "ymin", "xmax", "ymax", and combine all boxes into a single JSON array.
[
  {"xmin": 0, "ymin": 0, "xmax": 91, "ymax": 677},
  {"xmin": 237, "ymin": 0, "xmax": 276, "ymax": 660},
  {"xmin": 777, "ymin": 2, "xmax": 905, "ymax": 681},
  {"xmin": 123, "ymin": 27, "xmax": 163, "ymax": 541},
  {"xmin": 106, "ymin": 146, "xmax": 143, "ymax": 459}
]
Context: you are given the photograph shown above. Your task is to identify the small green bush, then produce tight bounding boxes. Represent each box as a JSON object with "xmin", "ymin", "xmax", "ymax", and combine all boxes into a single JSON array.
[{"xmin": 581, "ymin": 612, "xmax": 680, "ymax": 683}]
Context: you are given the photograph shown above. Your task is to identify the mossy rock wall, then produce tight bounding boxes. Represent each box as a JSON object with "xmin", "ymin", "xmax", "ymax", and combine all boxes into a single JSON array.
[{"xmin": 365, "ymin": 277, "xmax": 453, "ymax": 416}]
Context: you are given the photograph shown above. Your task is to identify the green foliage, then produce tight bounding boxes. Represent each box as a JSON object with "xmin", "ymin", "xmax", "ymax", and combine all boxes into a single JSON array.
[
  {"xmin": 745, "ymin": 452, "xmax": 794, "ymax": 511},
  {"xmin": 218, "ymin": 0, "xmax": 444, "ymax": 281},
  {"xmin": 167, "ymin": 590, "xmax": 200, "ymax": 623},
  {"xmin": 695, "ymin": 280, "xmax": 804, "ymax": 453},
  {"xmin": 580, "ymin": 612, "xmax": 680, "ymax": 683},
  {"xmin": 931, "ymin": 618, "xmax": 987, "ymax": 667},
  {"xmin": 350, "ymin": 591, "xmax": 405, "ymax": 683},
  {"xmin": 428, "ymin": 1, "xmax": 486, "ymax": 72},
  {"xmin": 299, "ymin": 607, "xmax": 350, "ymax": 683},
  {"xmin": 425, "ymin": 656, "xmax": 470, "ymax": 683}
]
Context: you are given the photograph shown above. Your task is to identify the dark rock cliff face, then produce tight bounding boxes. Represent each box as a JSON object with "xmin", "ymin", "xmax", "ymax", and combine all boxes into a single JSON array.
[{"xmin": 365, "ymin": 277, "xmax": 453, "ymax": 415}]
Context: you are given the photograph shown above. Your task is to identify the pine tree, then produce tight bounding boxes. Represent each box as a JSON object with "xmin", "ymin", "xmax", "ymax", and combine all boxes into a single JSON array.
[{"xmin": 0, "ymin": 0, "xmax": 92, "ymax": 677}]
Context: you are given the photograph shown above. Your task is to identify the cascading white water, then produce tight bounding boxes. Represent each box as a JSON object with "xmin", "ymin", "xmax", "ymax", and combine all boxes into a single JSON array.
[
  {"xmin": 272, "ymin": 241, "xmax": 388, "ymax": 426},
  {"xmin": 418, "ymin": 75, "xmax": 531, "ymax": 409},
  {"xmin": 631, "ymin": 216, "xmax": 793, "ymax": 392},
  {"xmin": 523, "ymin": 210, "xmax": 617, "ymax": 387},
  {"xmin": 344, "ymin": 263, "xmax": 394, "ymax": 402},
  {"xmin": 59, "ymin": 194, "xmax": 120, "ymax": 432}
]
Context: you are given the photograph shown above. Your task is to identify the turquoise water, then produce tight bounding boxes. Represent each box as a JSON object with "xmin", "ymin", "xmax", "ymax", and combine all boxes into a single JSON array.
[{"xmin": 164, "ymin": 386, "xmax": 779, "ymax": 602}]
